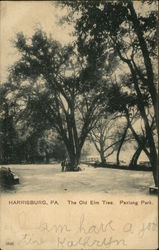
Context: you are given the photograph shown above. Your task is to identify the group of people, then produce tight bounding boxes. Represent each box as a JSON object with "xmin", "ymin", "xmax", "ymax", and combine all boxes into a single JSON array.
[{"xmin": 61, "ymin": 160, "xmax": 81, "ymax": 172}]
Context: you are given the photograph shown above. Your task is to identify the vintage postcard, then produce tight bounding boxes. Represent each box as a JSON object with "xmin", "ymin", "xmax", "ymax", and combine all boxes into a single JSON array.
[{"xmin": 0, "ymin": 1, "xmax": 158, "ymax": 249}]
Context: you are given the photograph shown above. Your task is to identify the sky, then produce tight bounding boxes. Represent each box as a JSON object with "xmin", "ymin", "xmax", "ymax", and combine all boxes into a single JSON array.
[{"xmin": 0, "ymin": 1, "xmax": 74, "ymax": 82}]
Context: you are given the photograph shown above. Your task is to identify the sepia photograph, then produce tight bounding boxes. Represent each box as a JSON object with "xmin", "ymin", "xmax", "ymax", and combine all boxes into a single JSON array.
[{"xmin": 0, "ymin": 1, "xmax": 158, "ymax": 249}]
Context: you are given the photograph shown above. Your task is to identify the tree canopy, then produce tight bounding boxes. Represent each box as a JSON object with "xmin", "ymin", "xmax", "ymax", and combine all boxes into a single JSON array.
[{"xmin": 2, "ymin": 29, "xmax": 107, "ymax": 168}]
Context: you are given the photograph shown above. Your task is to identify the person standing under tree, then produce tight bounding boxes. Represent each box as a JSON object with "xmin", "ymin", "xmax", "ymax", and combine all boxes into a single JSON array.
[{"xmin": 61, "ymin": 160, "xmax": 65, "ymax": 172}]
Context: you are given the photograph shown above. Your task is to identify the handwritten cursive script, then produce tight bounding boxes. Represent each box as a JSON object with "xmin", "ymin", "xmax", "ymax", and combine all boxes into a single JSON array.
[
  {"xmin": 57, "ymin": 235, "xmax": 127, "ymax": 248},
  {"xmin": 5, "ymin": 211, "xmax": 156, "ymax": 249}
]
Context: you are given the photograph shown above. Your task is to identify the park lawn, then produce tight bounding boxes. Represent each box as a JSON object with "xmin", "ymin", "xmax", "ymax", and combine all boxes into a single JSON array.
[{"xmin": 0, "ymin": 163, "xmax": 154, "ymax": 195}]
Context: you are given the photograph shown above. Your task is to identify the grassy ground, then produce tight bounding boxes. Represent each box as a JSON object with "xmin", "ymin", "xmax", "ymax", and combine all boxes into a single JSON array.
[{"xmin": 0, "ymin": 163, "xmax": 154, "ymax": 195}]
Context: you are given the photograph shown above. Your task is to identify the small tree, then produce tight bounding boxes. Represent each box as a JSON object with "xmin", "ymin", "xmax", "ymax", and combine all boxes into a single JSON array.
[
  {"xmin": 0, "ymin": 83, "xmax": 20, "ymax": 163},
  {"xmin": 89, "ymin": 115, "xmax": 121, "ymax": 165},
  {"xmin": 37, "ymin": 130, "xmax": 67, "ymax": 162}
]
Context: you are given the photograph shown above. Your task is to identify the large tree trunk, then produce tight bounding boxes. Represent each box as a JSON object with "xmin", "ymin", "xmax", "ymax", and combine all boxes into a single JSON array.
[
  {"xmin": 100, "ymin": 149, "xmax": 106, "ymax": 165},
  {"xmin": 129, "ymin": 146, "xmax": 142, "ymax": 168},
  {"xmin": 114, "ymin": 4, "xmax": 158, "ymax": 186},
  {"xmin": 66, "ymin": 146, "xmax": 81, "ymax": 171},
  {"xmin": 125, "ymin": 109, "xmax": 158, "ymax": 187},
  {"xmin": 149, "ymin": 150, "xmax": 158, "ymax": 187},
  {"xmin": 128, "ymin": 1, "xmax": 158, "ymax": 128},
  {"xmin": 116, "ymin": 122, "xmax": 129, "ymax": 166},
  {"xmin": 45, "ymin": 151, "xmax": 50, "ymax": 164},
  {"xmin": 131, "ymin": 70, "xmax": 158, "ymax": 186}
]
